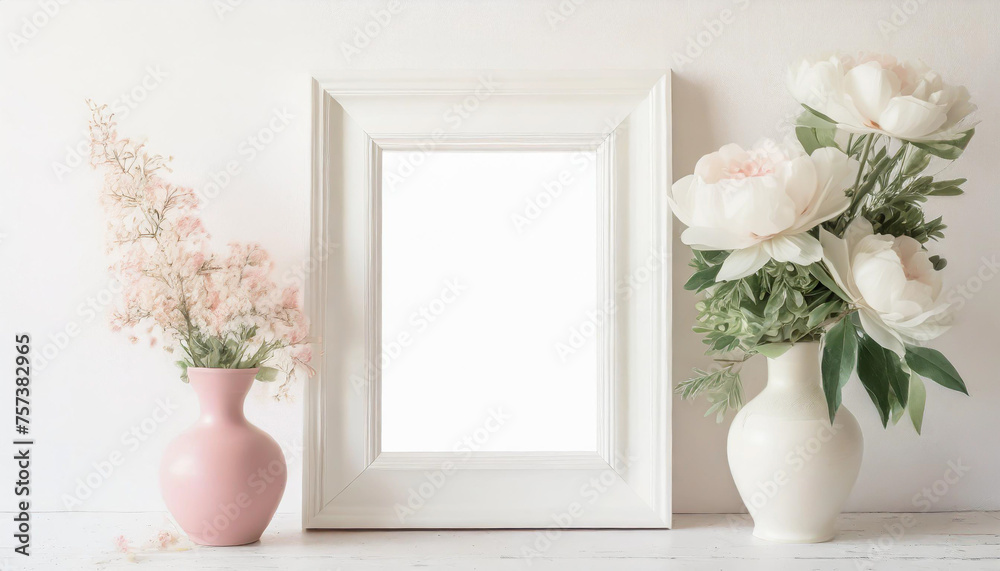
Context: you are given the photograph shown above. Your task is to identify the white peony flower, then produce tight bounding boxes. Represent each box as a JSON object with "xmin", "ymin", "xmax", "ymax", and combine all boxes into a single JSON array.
[
  {"xmin": 788, "ymin": 53, "xmax": 976, "ymax": 142},
  {"xmin": 669, "ymin": 139, "xmax": 859, "ymax": 281},
  {"xmin": 819, "ymin": 218, "xmax": 951, "ymax": 356}
]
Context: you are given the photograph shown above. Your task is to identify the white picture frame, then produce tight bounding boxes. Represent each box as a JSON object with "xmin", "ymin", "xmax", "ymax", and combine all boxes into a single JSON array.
[{"xmin": 306, "ymin": 71, "xmax": 671, "ymax": 529}]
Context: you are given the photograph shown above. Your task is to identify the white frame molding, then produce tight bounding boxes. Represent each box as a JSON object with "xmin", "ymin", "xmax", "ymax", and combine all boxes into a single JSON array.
[{"xmin": 306, "ymin": 71, "xmax": 671, "ymax": 529}]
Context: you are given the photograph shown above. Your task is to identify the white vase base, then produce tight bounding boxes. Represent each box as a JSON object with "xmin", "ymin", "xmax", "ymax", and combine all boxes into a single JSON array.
[
  {"xmin": 728, "ymin": 343, "xmax": 864, "ymax": 547},
  {"xmin": 752, "ymin": 527, "xmax": 835, "ymax": 544}
]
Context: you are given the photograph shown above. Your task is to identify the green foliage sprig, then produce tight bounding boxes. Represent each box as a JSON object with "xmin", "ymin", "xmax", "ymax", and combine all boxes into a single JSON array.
[
  {"xmin": 175, "ymin": 325, "xmax": 282, "ymax": 383},
  {"xmin": 677, "ymin": 251, "xmax": 849, "ymax": 417}
]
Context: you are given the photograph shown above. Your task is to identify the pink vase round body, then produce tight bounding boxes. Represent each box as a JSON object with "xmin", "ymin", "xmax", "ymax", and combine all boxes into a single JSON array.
[{"xmin": 160, "ymin": 368, "xmax": 286, "ymax": 546}]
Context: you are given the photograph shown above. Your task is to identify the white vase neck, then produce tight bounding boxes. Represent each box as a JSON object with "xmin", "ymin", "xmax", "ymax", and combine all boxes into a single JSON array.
[{"xmin": 766, "ymin": 342, "xmax": 821, "ymax": 390}]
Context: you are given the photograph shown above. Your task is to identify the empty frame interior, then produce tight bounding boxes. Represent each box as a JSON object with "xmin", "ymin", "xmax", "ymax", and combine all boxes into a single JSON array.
[{"xmin": 380, "ymin": 150, "xmax": 599, "ymax": 453}]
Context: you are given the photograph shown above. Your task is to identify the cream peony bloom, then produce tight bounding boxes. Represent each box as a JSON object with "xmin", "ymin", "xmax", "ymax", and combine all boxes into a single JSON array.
[
  {"xmin": 788, "ymin": 53, "xmax": 976, "ymax": 142},
  {"xmin": 820, "ymin": 218, "xmax": 951, "ymax": 356},
  {"xmin": 669, "ymin": 139, "xmax": 858, "ymax": 281}
]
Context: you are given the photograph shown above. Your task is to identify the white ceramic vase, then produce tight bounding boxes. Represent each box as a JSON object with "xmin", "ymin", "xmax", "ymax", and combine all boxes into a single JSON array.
[{"xmin": 727, "ymin": 342, "xmax": 863, "ymax": 543}]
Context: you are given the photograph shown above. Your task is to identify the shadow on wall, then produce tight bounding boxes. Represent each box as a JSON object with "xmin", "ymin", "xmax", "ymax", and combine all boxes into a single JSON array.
[
  {"xmin": 669, "ymin": 73, "xmax": 715, "ymax": 396},
  {"xmin": 668, "ymin": 73, "xmax": 767, "ymax": 513}
]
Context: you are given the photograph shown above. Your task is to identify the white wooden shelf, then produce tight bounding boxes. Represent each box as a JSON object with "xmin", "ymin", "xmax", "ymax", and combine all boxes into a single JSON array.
[{"xmin": 13, "ymin": 511, "xmax": 1000, "ymax": 570}]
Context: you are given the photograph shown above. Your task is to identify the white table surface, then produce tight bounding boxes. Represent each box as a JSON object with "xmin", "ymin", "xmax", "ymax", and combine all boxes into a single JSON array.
[{"xmin": 7, "ymin": 511, "xmax": 1000, "ymax": 570}]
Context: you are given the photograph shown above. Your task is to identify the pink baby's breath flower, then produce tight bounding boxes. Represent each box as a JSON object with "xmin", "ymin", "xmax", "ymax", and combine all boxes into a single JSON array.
[
  {"xmin": 293, "ymin": 344, "xmax": 313, "ymax": 364},
  {"xmin": 174, "ymin": 216, "xmax": 205, "ymax": 239},
  {"xmin": 246, "ymin": 244, "xmax": 268, "ymax": 266},
  {"xmin": 89, "ymin": 100, "xmax": 312, "ymax": 395},
  {"xmin": 114, "ymin": 535, "xmax": 131, "ymax": 554},
  {"xmin": 280, "ymin": 285, "xmax": 301, "ymax": 309},
  {"xmin": 184, "ymin": 251, "xmax": 206, "ymax": 273},
  {"xmin": 154, "ymin": 529, "xmax": 179, "ymax": 549},
  {"xmin": 243, "ymin": 270, "xmax": 265, "ymax": 290}
]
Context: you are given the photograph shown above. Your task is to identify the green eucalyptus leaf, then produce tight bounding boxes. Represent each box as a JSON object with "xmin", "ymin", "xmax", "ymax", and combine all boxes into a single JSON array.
[
  {"xmin": 764, "ymin": 288, "xmax": 787, "ymax": 318},
  {"xmin": 685, "ymin": 264, "xmax": 722, "ymax": 292},
  {"xmin": 890, "ymin": 396, "xmax": 905, "ymax": 425},
  {"xmin": 208, "ymin": 346, "xmax": 220, "ymax": 367},
  {"xmin": 700, "ymin": 250, "xmax": 729, "ymax": 264},
  {"xmin": 853, "ymin": 155, "xmax": 894, "ymax": 203},
  {"xmin": 890, "ymin": 359, "xmax": 910, "ymax": 408},
  {"xmin": 790, "ymin": 289, "xmax": 806, "ymax": 310},
  {"xmin": 796, "ymin": 127, "xmax": 823, "ymax": 155},
  {"xmin": 175, "ymin": 360, "xmax": 190, "ymax": 383},
  {"xmin": 807, "ymin": 263, "xmax": 851, "ymax": 303},
  {"xmin": 711, "ymin": 335, "xmax": 736, "ymax": 351},
  {"xmin": 907, "ymin": 372, "xmax": 926, "ymax": 434},
  {"xmin": 821, "ymin": 317, "xmax": 858, "ymax": 424},
  {"xmin": 255, "ymin": 366, "xmax": 279, "ymax": 382},
  {"xmin": 807, "ymin": 299, "xmax": 842, "ymax": 328},
  {"xmin": 911, "ymin": 129, "xmax": 975, "ymax": 160},
  {"xmin": 756, "ymin": 343, "xmax": 793, "ymax": 359},
  {"xmin": 927, "ymin": 186, "xmax": 964, "ymax": 197},
  {"xmin": 848, "ymin": 134, "xmax": 870, "ymax": 155},
  {"xmin": 796, "ymin": 125, "xmax": 838, "ymax": 155},
  {"xmin": 904, "ymin": 345, "xmax": 969, "ymax": 395},
  {"xmin": 926, "ymin": 178, "xmax": 966, "ymax": 197},
  {"xmin": 800, "ymin": 104, "xmax": 838, "ymax": 125},
  {"xmin": 901, "ymin": 146, "xmax": 931, "ymax": 177},
  {"xmin": 868, "ymin": 146, "xmax": 888, "ymax": 167},
  {"xmin": 929, "ymin": 178, "xmax": 967, "ymax": 190},
  {"xmin": 856, "ymin": 334, "xmax": 904, "ymax": 427}
]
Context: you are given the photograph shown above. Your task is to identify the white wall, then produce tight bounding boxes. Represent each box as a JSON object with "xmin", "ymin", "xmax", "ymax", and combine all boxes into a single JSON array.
[{"xmin": 1, "ymin": 0, "xmax": 997, "ymax": 515}]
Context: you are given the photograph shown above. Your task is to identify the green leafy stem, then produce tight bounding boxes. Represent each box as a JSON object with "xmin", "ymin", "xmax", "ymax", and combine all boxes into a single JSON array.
[{"xmin": 175, "ymin": 324, "xmax": 283, "ymax": 383}]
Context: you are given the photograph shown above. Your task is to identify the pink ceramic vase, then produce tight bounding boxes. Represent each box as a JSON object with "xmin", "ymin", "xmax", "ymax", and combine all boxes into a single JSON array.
[{"xmin": 159, "ymin": 368, "xmax": 286, "ymax": 546}]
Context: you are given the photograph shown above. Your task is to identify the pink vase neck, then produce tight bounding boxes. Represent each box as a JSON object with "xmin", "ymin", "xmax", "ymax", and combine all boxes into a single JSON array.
[{"xmin": 187, "ymin": 368, "xmax": 258, "ymax": 423}]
